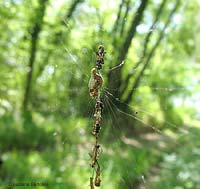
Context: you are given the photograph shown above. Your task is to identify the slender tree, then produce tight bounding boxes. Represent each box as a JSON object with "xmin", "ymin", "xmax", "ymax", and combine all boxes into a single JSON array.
[
  {"xmin": 34, "ymin": 0, "xmax": 83, "ymax": 81},
  {"xmin": 119, "ymin": 0, "xmax": 131, "ymax": 36},
  {"xmin": 23, "ymin": 0, "xmax": 83, "ymax": 114},
  {"xmin": 120, "ymin": 0, "xmax": 167, "ymax": 96},
  {"xmin": 108, "ymin": 0, "xmax": 149, "ymax": 97},
  {"xmin": 22, "ymin": 0, "xmax": 48, "ymax": 113},
  {"xmin": 124, "ymin": 0, "xmax": 181, "ymax": 104},
  {"xmin": 112, "ymin": 0, "xmax": 125, "ymax": 34}
]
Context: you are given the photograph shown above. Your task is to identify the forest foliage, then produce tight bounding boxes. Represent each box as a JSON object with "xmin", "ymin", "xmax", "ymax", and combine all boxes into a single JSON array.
[{"xmin": 0, "ymin": 0, "xmax": 200, "ymax": 188}]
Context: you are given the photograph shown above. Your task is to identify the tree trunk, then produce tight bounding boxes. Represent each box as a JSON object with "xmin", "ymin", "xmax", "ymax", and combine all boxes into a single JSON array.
[
  {"xmin": 120, "ymin": 0, "xmax": 167, "ymax": 96},
  {"xmin": 124, "ymin": 0, "xmax": 180, "ymax": 104},
  {"xmin": 34, "ymin": 0, "xmax": 82, "ymax": 83},
  {"xmin": 22, "ymin": 0, "xmax": 48, "ymax": 114},
  {"xmin": 107, "ymin": 0, "xmax": 148, "ymax": 98}
]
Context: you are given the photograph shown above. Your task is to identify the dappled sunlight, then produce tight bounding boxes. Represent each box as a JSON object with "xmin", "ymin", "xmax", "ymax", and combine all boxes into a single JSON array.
[{"xmin": 1, "ymin": 0, "xmax": 200, "ymax": 188}]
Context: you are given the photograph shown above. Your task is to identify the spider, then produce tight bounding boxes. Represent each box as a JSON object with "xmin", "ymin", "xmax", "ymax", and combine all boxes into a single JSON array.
[{"xmin": 88, "ymin": 68, "xmax": 103, "ymax": 99}]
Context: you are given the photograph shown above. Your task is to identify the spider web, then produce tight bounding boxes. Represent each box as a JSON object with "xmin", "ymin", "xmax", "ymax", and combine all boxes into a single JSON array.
[
  {"xmin": 36, "ymin": 33, "xmax": 200, "ymax": 188},
  {"xmin": 1, "ymin": 1, "xmax": 199, "ymax": 189},
  {"xmin": 44, "ymin": 2, "xmax": 199, "ymax": 187},
  {"xmin": 49, "ymin": 42, "xmax": 199, "ymax": 189}
]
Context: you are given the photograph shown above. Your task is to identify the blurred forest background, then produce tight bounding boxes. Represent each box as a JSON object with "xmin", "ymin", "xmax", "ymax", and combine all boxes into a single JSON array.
[{"xmin": 0, "ymin": 0, "xmax": 200, "ymax": 188}]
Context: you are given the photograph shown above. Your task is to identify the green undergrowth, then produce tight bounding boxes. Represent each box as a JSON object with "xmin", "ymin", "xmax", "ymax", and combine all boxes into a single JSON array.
[
  {"xmin": 0, "ymin": 113, "xmax": 160, "ymax": 189},
  {"xmin": 2, "ymin": 113, "xmax": 198, "ymax": 189},
  {"xmin": 147, "ymin": 126, "xmax": 200, "ymax": 189}
]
